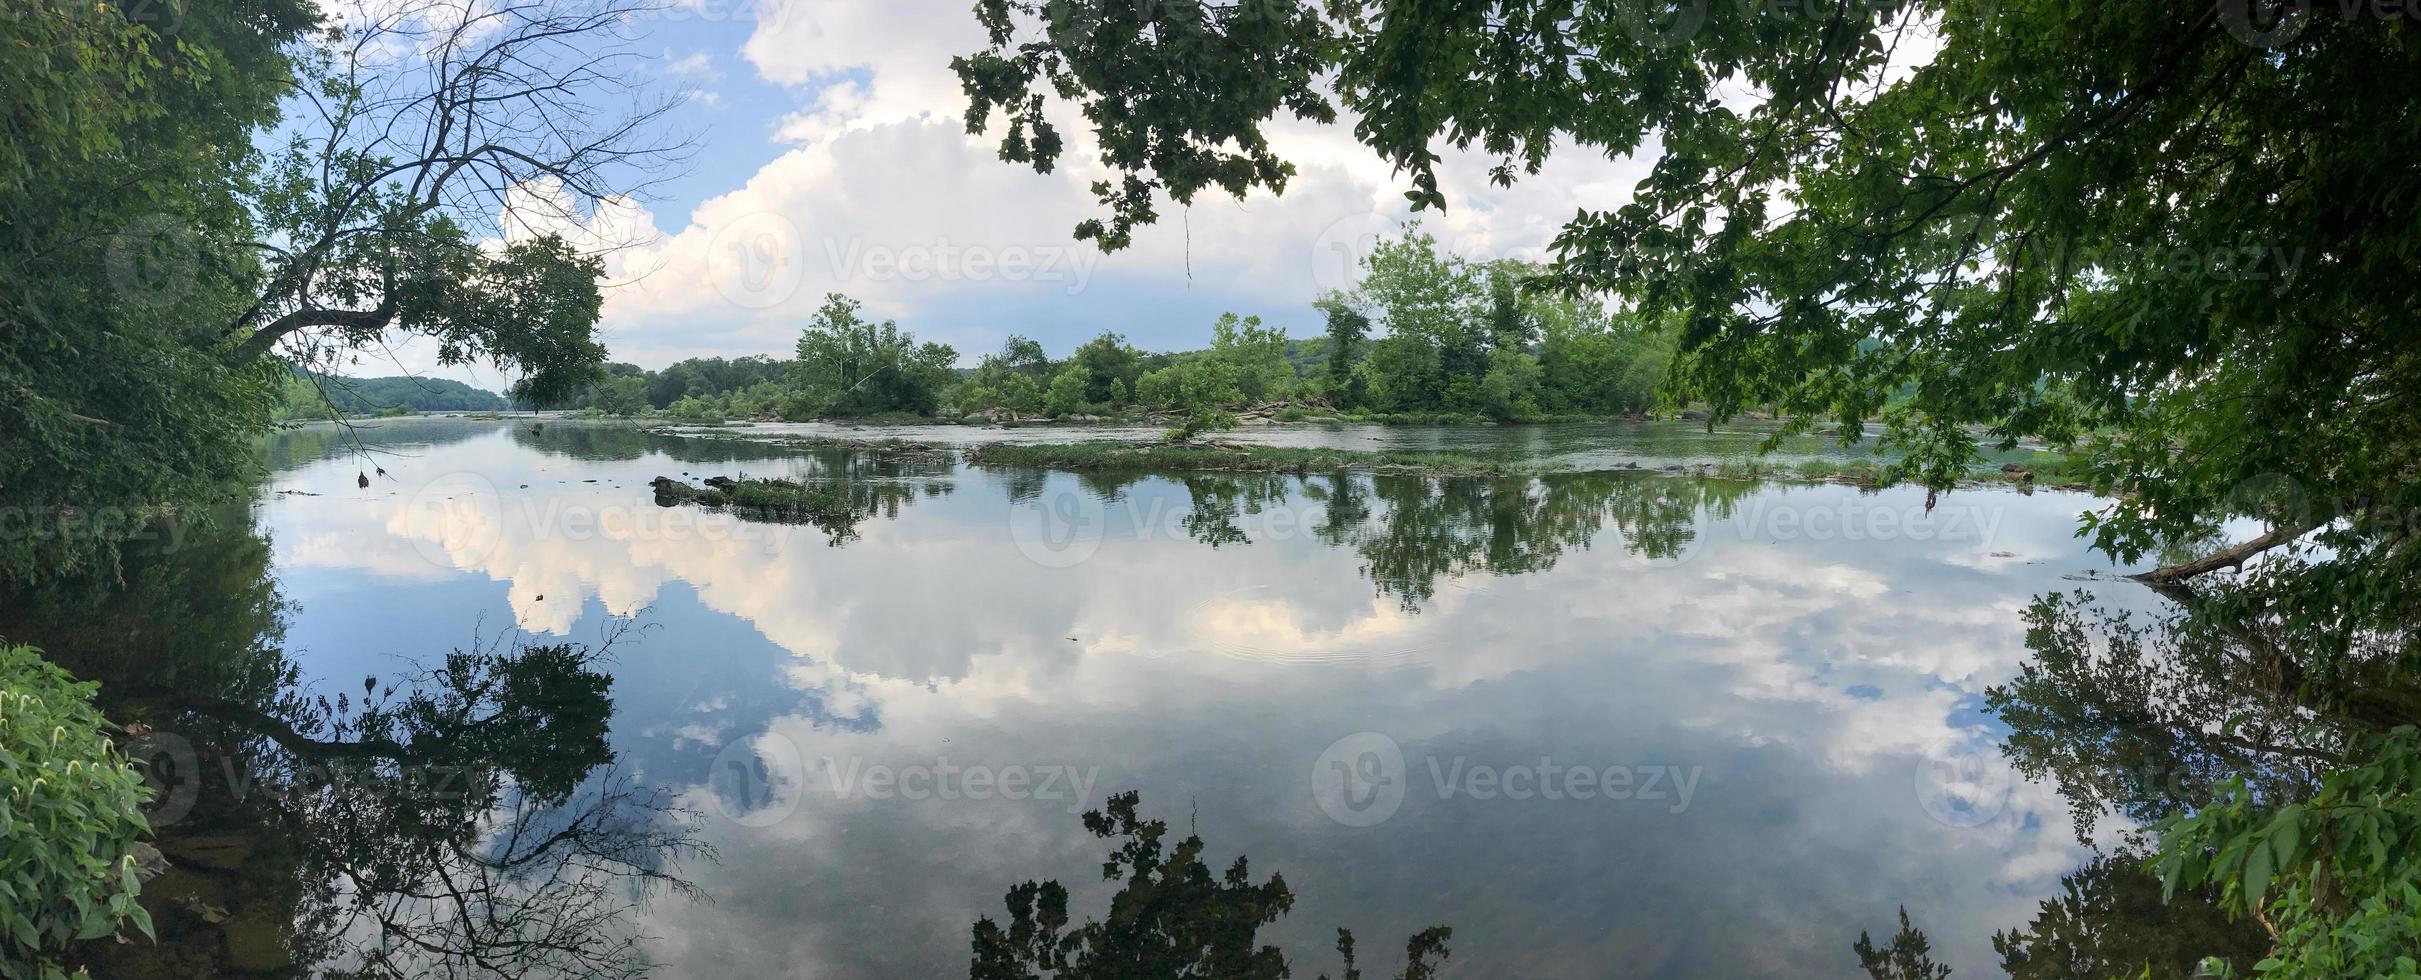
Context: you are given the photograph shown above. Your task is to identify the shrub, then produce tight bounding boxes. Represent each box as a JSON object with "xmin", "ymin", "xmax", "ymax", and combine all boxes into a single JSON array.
[
  {"xmin": 666, "ymin": 394, "xmax": 725, "ymax": 422},
  {"xmin": 1, "ymin": 644, "xmax": 153, "ymax": 977},
  {"xmin": 1164, "ymin": 409, "xmax": 1237, "ymax": 443}
]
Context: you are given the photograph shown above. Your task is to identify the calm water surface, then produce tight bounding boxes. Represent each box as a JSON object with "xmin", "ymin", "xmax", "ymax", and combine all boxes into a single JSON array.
[{"xmin": 14, "ymin": 418, "xmax": 2161, "ymax": 978}]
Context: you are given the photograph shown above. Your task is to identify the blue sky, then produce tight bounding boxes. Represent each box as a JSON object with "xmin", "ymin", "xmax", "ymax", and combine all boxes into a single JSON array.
[{"xmin": 371, "ymin": 0, "xmax": 1660, "ymax": 390}]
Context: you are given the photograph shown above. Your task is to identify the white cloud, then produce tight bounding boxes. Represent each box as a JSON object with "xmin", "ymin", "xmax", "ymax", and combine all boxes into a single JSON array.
[{"xmin": 382, "ymin": 0, "xmax": 1660, "ymax": 385}]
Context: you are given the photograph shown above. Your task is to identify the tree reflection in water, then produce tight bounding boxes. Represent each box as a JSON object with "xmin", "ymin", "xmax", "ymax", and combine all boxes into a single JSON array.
[
  {"xmin": 23, "ymin": 440, "xmax": 2394, "ymax": 976},
  {"xmin": 1009, "ymin": 467, "xmax": 1755, "ymax": 611},
  {"xmin": 0, "ymin": 508, "xmax": 709, "ymax": 979},
  {"xmin": 1005, "ymin": 463, "xmax": 2364, "ymax": 976},
  {"xmin": 1857, "ymin": 579, "xmax": 2421, "ymax": 977},
  {"xmin": 970, "ymin": 791, "xmax": 1451, "ymax": 980}
]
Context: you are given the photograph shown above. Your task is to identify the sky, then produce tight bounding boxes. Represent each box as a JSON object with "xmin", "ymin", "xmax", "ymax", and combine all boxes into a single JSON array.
[{"xmin": 373, "ymin": 0, "xmax": 1671, "ymax": 391}]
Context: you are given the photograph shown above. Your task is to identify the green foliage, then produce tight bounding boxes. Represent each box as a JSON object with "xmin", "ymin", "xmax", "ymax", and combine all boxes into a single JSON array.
[
  {"xmin": 954, "ymin": 0, "xmax": 1335, "ymax": 250},
  {"xmin": 1478, "ymin": 346, "xmax": 1542, "ymax": 423},
  {"xmin": 312, "ymin": 374, "xmax": 512, "ymax": 415},
  {"xmin": 665, "ymin": 395, "xmax": 724, "ymax": 422},
  {"xmin": 639, "ymin": 356, "xmax": 785, "ymax": 410},
  {"xmin": 1045, "ymin": 363, "xmax": 1096, "ymax": 416},
  {"xmin": 593, "ymin": 376, "xmax": 650, "ymax": 417},
  {"xmin": 1164, "ymin": 409, "xmax": 1238, "ymax": 443},
  {"xmin": 962, "ymin": 9, "xmax": 2421, "ymax": 966},
  {"xmin": 1069, "ymin": 331, "xmax": 1144, "ymax": 403},
  {"xmin": 788, "ymin": 294, "xmax": 960, "ymax": 418},
  {"xmin": 956, "ymin": 335, "xmax": 1057, "ymax": 416},
  {"xmin": 0, "ymin": 644, "xmax": 154, "ymax": 977},
  {"xmin": 0, "ymin": 0, "xmax": 314, "ymax": 583},
  {"xmin": 1317, "ymin": 297, "xmax": 1371, "ymax": 407},
  {"xmin": 962, "ymin": 442, "xmax": 1525, "ymax": 477},
  {"xmin": 2155, "ymin": 727, "xmax": 2421, "ymax": 979},
  {"xmin": 1161, "ymin": 358, "xmax": 1243, "ymax": 413},
  {"xmin": 1993, "ymin": 854, "xmax": 2271, "ymax": 980},
  {"xmin": 1300, "ymin": 227, "xmax": 1673, "ymax": 419},
  {"xmin": 1209, "ymin": 312, "xmax": 1297, "ymax": 402},
  {"xmin": 1353, "ymin": 228, "xmax": 1484, "ymax": 407}
]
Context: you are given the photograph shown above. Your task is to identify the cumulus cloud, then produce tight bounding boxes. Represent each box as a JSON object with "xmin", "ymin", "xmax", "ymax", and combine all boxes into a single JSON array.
[{"xmin": 375, "ymin": 0, "xmax": 1663, "ymax": 388}]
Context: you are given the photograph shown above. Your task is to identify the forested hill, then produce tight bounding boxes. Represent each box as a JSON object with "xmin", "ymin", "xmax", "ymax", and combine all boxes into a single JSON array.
[{"xmin": 315, "ymin": 375, "xmax": 513, "ymax": 413}]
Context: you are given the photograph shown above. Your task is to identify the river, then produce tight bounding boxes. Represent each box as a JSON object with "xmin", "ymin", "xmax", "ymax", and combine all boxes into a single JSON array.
[{"xmin": 6, "ymin": 417, "xmax": 2178, "ymax": 978}]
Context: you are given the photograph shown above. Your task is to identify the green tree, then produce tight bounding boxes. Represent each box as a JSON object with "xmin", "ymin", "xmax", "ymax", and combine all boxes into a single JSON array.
[
  {"xmin": 1477, "ymin": 346, "xmax": 1542, "ymax": 422},
  {"xmin": 1, "ymin": 0, "xmax": 675, "ymax": 582},
  {"xmin": 1316, "ymin": 296, "xmax": 1370, "ymax": 407},
  {"xmin": 1482, "ymin": 263, "xmax": 1535, "ymax": 352},
  {"xmin": 0, "ymin": 0, "xmax": 315, "ymax": 583},
  {"xmin": 1045, "ymin": 363, "xmax": 1096, "ymax": 416},
  {"xmin": 1209, "ymin": 313, "xmax": 1296, "ymax": 403},
  {"xmin": 1070, "ymin": 331, "xmax": 1144, "ymax": 403},
  {"xmin": 1358, "ymin": 334, "xmax": 1444, "ymax": 414},
  {"xmin": 789, "ymin": 294, "xmax": 960, "ymax": 417},
  {"xmin": 959, "ymin": 11, "xmax": 2421, "ymax": 964},
  {"xmin": 1349, "ymin": 227, "xmax": 1483, "ymax": 409},
  {"xmin": 997, "ymin": 335, "xmax": 1050, "ymax": 376},
  {"xmin": 593, "ymin": 376, "xmax": 650, "ymax": 417},
  {"xmin": 998, "ymin": 373, "xmax": 1047, "ymax": 415}
]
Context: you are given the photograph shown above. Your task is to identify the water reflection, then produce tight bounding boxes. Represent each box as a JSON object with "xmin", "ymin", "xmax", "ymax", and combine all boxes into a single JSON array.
[
  {"xmin": 7, "ymin": 418, "xmax": 2262, "ymax": 976},
  {"xmin": 967, "ymin": 791, "xmax": 1451, "ymax": 980},
  {"xmin": 0, "ymin": 511, "xmax": 707, "ymax": 978}
]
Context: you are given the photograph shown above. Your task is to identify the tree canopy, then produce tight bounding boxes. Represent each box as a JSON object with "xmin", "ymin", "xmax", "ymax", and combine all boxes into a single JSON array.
[
  {"xmin": 959, "ymin": 2, "xmax": 2421, "ymax": 969},
  {"xmin": 1, "ymin": 0, "xmax": 677, "ymax": 582}
]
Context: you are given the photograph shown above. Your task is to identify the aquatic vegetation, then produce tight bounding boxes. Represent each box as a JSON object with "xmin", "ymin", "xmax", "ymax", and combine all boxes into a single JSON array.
[{"xmin": 649, "ymin": 474, "xmax": 932, "ymax": 544}]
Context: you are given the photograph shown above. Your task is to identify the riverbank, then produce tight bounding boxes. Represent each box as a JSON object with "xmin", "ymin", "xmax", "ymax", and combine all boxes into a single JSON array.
[
  {"xmin": 682, "ymin": 430, "xmax": 2081, "ymax": 492},
  {"xmin": 961, "ymin": 441, "xmax": 1535, "ymax": 475}
]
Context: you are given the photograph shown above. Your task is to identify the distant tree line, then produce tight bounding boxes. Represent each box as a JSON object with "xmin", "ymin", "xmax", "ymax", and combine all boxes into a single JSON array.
[
  {"xmin": 560, "ymin": 227, "xmax": 1676, "ymax": 426},
  {"xmin": 273, "ymin": 370, "xmax": 513, "ymax": 417}
]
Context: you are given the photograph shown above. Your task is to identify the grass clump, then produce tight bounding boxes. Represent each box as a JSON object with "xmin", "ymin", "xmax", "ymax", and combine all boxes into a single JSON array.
[{"xmin": 649, "ymin": 475, "xmax": 882, "ymax": 542}]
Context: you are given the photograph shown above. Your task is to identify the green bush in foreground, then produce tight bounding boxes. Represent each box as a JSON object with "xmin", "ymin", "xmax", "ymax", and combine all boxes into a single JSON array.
[
  {"xmin": 2155, "ymin": 726, "xmax": 2421, "ymax": 979},
  {"xmin": 0, "ymin": 644, "xmax": 152, "ymax": 979}
]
